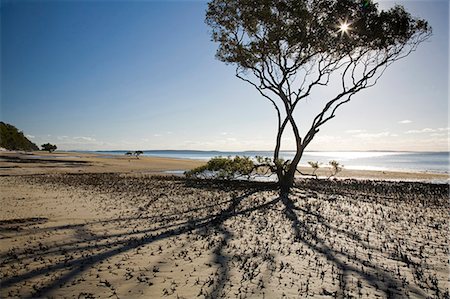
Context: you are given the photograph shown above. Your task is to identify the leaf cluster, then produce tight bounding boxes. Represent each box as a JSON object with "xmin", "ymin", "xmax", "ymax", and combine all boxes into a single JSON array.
[
  {"xmin": 328, "ymin": 160, "xmax": 343, "ymax": 177},
  {"xmin": 308, "ymin": 161, "xmax": 320, "ymax": 170},
  {"xmin": 206, "ymin": 0, "xmax": 431, "ymax": 68},
  {"xmin": 185, "ymin": 156, "xmax": 255, "ymax": 180},
  {"xmin": 307, "ymin": 160, "xmax": 321, "ymax": 176}
]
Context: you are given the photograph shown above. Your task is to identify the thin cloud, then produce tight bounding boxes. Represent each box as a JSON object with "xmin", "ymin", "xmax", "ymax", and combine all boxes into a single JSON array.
[
  {"xmin": 182, "ymin": 137, "xmax": 272, "ymax": 151},
  {"xmin": 74, "ymin": 136, "xmax": 96, "ymax": 141},
  {"xmin": 314, "ymin": 135, "xmax": 342, "ymax": 142},
  {"xmin": 398, "ymin": 120, "xmax": 412, "ymax": 124},
  {"xmin": 405, "ymin": 127, "xmax": 449, "ymax": 134},
  {"xmin": 56, "ymin": 136, "xmax": 97, "ymax": 143},
  {"xmin": 353, "ymin": 132, "xmax": 393, "ymax": 138},
  {"xmin": 346, "ymin": 129, "xmax": 366, "ymax": 134}
]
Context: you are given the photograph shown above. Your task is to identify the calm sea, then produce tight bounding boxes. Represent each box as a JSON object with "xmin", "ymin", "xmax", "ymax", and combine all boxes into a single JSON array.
[{"xmin": 94, "ymin": 150, "xmax": 449, "ymax": 174}]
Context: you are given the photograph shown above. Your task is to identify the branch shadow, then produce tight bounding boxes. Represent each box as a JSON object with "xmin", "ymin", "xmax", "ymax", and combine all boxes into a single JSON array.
[
  {"xmin": 281, "ymin": 193, "xmax": 428, "ymax": 298},
  {"xmin": 1, "ymin": 179, "xmax": 279, "ymax": 298}
]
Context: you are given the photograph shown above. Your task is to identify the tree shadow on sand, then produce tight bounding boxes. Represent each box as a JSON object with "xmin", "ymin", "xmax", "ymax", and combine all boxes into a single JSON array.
[
  {"xmin": 1, "ymin": 175, "xmax": 447, "ymax": 298},
  {"xmin": 281, "ymin": 192, "xmax": 425, "ymax": 299},
  {"xmin": 1, "ymin": 177, "xmax": 280, "ymax": 298}
]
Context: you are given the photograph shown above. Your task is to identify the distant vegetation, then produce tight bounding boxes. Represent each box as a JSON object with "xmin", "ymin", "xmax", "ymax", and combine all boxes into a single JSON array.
[
  {"xmin": 0, "ymin": 122, "xmax": 39, "ymax": 151},
  {"xmin": 125, "ymin": 151, "xmax": 144, "ymax": 159},
  {"xmin": 307, "ymin": 161, "xmax": 320, "ymax": 178},
  {"xmin": 41, "ymin": 143, "xmax": 57, "ymax": 153},
  {"xmin": 328, "ymin": 160, "xmax": 344, "ymax": 178}
]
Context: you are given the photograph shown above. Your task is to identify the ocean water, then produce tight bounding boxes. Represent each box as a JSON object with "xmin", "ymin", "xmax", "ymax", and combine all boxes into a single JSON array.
[{"xmin": 94, "ymin": 150, "xmax": 449, "ymax": 174}]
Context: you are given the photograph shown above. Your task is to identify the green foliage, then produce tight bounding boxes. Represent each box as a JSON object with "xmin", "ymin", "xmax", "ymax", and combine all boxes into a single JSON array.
[
  {"xmin": 308, "ymin": 161, "xmax": 320, "ymax": 169},
  {"xmin": 274, "ymin": 158, "xmax": 291, "ymax": 173},
  {"xmin": 328, "ymin": 160, "xmax": 343, "ymax": 178},
  {"xmin": 255, "ymin": 155, "xmax": 293, "ymax": 175},
  {"xmin": 206, "ymin": 0, "xmax": 431, "ymax": 69},
  {"xmin": 185, "ymin": 156, "xmax": 255, "ymax": 180},
  {"xmin": 255, "ymin": 155, "xmax": 272, "ymax": 164},
  {"xmin": 0, "ymin": 122, "xmax": 39, "ymax": 151},
  {"xmin": 308, "ymin": 161, "xmax": 320, "ymax": 175},
  {"xmin": 41, "ymin": 143, "xmax": 57, "ymax": 153}
]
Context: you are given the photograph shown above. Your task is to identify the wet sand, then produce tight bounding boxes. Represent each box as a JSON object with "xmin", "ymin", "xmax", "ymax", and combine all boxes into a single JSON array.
[
  {"xmin": 0, "ymin": 152, "xmax": 449, "ymax": 298},
  {"xmin": 0, "ymin": 151, "xmax": 205, "ymax": 176},
  {"xmin": 0, "ymin": 151, "xmax": 448, "ymax": 182}
]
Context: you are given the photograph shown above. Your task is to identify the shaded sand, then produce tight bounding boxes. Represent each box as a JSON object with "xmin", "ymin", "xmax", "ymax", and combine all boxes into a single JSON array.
[
  {"xmin": 1, "ymin": 174, "xmax": 448, "ymax": 298},
  {"xmin": 0, "ymin": 151, "xmax": 448, "ymax": 182}
]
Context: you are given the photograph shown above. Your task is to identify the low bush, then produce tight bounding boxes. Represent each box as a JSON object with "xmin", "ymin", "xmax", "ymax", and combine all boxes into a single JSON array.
[{"xmin": 185, "ymin": 156, "xmax": 255, "ymax": 180}]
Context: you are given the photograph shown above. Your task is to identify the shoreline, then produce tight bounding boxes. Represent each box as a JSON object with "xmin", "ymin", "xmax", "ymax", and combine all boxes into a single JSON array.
[
  {"xmin": 75, "ymin": 149, "xmax": 449, "ymax": 173},
  {"xmin": 0, "ymin": 150, "xmax": 448, "ymax": 183}
]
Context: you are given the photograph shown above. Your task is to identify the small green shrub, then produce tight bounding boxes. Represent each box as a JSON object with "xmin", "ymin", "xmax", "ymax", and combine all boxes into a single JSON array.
[
  {"xmin": 185, "ymin": 156, "xmax": 255, "ymax": 180},
  {"xmin": 308, "ymin": 161, "xmax": 320, "ymax": 176},
  {"xmin": 328, "ymin": 160, "xmax": 343, "ymax": 178}
]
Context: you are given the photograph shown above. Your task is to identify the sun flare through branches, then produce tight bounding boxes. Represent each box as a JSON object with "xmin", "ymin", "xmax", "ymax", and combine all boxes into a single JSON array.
[{"xmin": 337, "ymin": 20, "xmax": 352, "ymax": 36}]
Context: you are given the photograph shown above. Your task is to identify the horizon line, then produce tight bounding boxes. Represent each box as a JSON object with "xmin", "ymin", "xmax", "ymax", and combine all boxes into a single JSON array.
[{"xmin": 60, "ymin": 149, "xmax": 449, "ymax": 153}]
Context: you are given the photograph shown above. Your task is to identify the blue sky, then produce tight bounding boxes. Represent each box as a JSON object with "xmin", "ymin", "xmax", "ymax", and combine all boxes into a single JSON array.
[{"xmin": 1, "ymin": 0, "xmax": 448, "ymax": 151}]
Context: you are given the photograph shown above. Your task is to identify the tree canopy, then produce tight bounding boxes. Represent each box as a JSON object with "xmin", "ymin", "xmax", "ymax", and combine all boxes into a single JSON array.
[
  {"xmin": 207, "ymin": 0, "xmax": 430, "ymax": 66},
  {"xmin": 41, "ymin": 143, "xmax": 57, "ymax": 153}
]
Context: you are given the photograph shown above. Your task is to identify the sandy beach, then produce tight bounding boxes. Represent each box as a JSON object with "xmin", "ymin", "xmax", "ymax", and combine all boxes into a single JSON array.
[
  {"xmin": 0, "ymin": 151, "xmax": 449, "ymax": 298},
  {"xmin": 0, "ymin": 151, "xmax": 448, "ymax": 182},
  {"xmin": 0, "ymin": 151, "xmax": 205, "ymax": 176}
]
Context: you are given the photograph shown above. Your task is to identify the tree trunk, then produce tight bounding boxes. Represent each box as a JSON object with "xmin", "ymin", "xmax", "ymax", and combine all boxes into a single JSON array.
[
  {"xmin": 278, "ymin": 173, "xmax": 294, "ymax": 196},
  {"xmin": 276, "ymin": 143, "xmax": 304, "ymax": 195}
]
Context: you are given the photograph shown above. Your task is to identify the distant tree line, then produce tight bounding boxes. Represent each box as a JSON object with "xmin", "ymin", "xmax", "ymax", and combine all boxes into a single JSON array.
[{"xmin": 0, "ymin": 122, "xmax": 39, "ymax": 151}]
